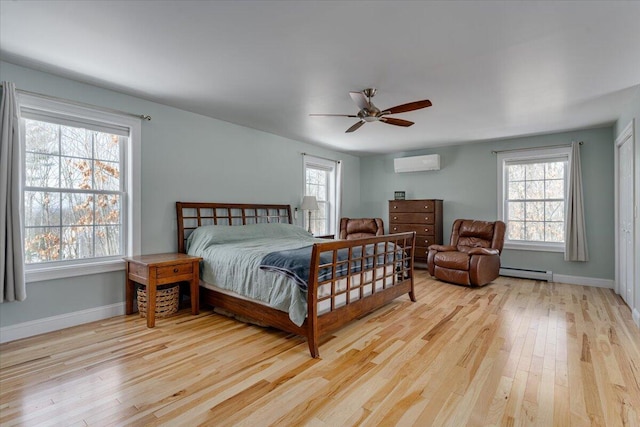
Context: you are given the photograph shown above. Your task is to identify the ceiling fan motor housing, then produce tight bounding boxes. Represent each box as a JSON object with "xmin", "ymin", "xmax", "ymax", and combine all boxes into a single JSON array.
[{"xmin": 359, "ymin": 106, "xmax": 382, "ymax": 122}]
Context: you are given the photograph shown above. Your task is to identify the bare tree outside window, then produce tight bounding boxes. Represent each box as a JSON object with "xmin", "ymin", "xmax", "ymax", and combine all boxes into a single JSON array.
[
  {"xmin": 24, "ymin": 119, "xmax": 124, "ymax": 264},
  {"xmin": 504, "ymin": 159, "xmax": 566, "ymax": 245}
]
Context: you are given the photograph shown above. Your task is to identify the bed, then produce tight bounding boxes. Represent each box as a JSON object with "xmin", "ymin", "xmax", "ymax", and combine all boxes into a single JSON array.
[{"xmin": 176, "ymin": 201, "xmax": 416, "ymax": 358}]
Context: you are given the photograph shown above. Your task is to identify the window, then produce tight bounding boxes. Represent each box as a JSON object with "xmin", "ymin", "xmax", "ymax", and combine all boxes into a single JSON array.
[
  {"xmin": 497, "ymin": 146, "xmax": 571, "ymax": 252},
  {"xmin": 303, "ymin": 155, "xmax": 341, "ymax": 235},
  {"xmin": 19, "ymin": 93, "xmax": 140, "ymax": 281}
]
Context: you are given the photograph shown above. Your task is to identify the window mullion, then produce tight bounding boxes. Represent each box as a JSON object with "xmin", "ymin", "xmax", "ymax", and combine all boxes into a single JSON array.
[
  {"xmin": 23, "ymin": 186, "xmax": 120, "ymax": 196},
  {"xmin": 91, "ymin": 131, "xmax": 96, "ymax": 258},
  {"xmin": 119, "ymin": 135, "xmax": 126, "ymax": 256},
  {"xmin": 506, "ymin": 198, "xmax": 563, "ymax": 203},
  {"xmin": 57, "ymin": 125, "xmax": 63, "ymax": 259},
  {"xmin": 58, "ymin": 190, "xmax": 62, "ymax": 260}
]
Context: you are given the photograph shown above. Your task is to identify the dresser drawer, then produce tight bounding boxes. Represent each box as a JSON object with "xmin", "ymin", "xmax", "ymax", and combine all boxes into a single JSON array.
[
  {"xmin": 390, "ymin": 224, "xmax": 436, "ymax": 235},
  {"xmin": 390, "ymin": 213, "xmax": 436, "ymax": 224},
  {"xmin": 389, "ymin": 200, "xmax": 435, "ymax": 213},
  {"xmin": 157, "ymin": 263, "xmax": 193, "ymax": 279},
  {"xmin": 415, "ymin": 236, "xmax": 438, "ymax": 248},
  {"xmin": 414, "ymin": 246, "xmax": 430, "ymax": 261}
]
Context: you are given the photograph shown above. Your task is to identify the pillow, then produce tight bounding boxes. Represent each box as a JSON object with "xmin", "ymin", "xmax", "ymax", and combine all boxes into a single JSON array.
[{"xmin": 186, "ymin": 222, "xmax": 312, "ymax": 251}]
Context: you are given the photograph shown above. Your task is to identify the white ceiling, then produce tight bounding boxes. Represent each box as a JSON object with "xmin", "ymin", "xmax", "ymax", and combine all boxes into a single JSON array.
[{"xmin": 1, "ymin": 1, "xmax": 639, "ymax": 155}]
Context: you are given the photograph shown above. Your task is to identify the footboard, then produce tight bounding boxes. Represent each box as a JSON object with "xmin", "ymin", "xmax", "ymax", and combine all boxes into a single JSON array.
[{"xmin": 305, "ymin": 232, "xmax": 416, "ymax": 356}]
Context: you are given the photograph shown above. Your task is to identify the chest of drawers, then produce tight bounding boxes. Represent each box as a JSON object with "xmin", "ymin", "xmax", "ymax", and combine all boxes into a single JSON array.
[{"xmin": 389, "ymin": 199, "xmax": 443, "ymax": 265}]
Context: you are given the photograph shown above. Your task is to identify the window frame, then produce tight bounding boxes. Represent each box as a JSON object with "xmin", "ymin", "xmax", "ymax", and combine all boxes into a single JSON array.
[
  {"xmin": 497, "ymin": 146, "xmax": 571, "ymax": 252},
  {"xmin": 18, "ymin": 93, "xmax": 141, "ymax": 282},
  {"xmin": 302, "ymin": 155, "xmax": 341, "ymax": 236}
]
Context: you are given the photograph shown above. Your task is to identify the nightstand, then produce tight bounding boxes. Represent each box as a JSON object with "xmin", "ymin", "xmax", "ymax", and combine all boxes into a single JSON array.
[{"xmin": 124, "ymin": 253, "xmax": 202, "ymax": 328}]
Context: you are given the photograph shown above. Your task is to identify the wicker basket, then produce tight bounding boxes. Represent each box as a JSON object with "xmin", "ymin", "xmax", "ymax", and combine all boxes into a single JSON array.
[{"xmin": 137, "ymin": 284, "xmax": 179, "ymax": 318}]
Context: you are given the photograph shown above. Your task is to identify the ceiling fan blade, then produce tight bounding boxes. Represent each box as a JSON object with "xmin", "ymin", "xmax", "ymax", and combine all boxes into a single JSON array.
[
  {"xmin": 381, "ymin": 100, "xmax": 432, "ymax": 115},
  {"xmin": 380, "ymin": 117, "xmax": 414, "ymax": 127},
  {"xmin": 349, "ymin": 91, "xmax": 370, "ymax": 110},
  {"xmin": 346, "ymin": 120, "xmax": 365, "ymax": 133},
  {"xmin": 309, "ymin": 114, "xmax": 358, "ymax": 117}
]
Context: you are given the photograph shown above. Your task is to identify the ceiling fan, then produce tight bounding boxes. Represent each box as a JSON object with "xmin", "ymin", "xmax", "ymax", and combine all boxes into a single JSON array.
[{"xmin": 310, "ymin": 88, "xmax": 432, "ymax": 133}]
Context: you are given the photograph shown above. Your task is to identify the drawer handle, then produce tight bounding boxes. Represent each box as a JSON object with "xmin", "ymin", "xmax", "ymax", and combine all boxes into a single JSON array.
[
  {"xmin": 393, "ymin": 216, "xmax": 397, "ymax": 220},
  {"xmin": 393, "ymin": 227, "xmax": 397, "ymax": 231},
  {"xmin": 393, "ymin": 206, "xmax": 397, "ymax": 209},
  {"xmin": 173, "ymin": 268, "xmax": 179, "ymax": 273},
  {"xmin": 425, "ymin": 228, "xmax": 429, "ymax": 232}
]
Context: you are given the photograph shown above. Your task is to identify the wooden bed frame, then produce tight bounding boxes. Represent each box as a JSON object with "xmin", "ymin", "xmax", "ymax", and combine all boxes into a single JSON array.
[{"xmin": 176, "ymin": 201, "xmax": 416, "ymax": 358}]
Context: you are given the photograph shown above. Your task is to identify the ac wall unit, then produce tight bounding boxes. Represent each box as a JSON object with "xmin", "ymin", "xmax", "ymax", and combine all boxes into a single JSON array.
[{"xmin": 394, "ymin": 154, "xmax": 441, "ymax": 173}]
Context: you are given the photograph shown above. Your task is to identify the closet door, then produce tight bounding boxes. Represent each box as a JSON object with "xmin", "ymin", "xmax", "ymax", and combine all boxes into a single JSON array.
[{"xmin": 617, "ymin": 125, "xmax": 635, "ymax": 307}]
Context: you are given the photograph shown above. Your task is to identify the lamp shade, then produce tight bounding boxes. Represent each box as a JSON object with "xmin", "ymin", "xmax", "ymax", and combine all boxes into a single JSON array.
[{"xmin": 300, "ymin": 196, "xmax": 319, "ymax": 211}]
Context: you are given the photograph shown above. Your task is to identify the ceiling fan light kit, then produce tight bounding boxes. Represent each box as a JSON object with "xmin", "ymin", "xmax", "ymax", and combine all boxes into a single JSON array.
[{"xmin": 311, "ymin": 88, "xmax": 432, "ymax": 133}]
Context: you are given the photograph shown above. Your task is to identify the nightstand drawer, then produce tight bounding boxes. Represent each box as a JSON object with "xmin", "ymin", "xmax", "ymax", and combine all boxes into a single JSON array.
[
  {"xmin": 129, "ymin": 262, "xmax": 149, "ymax": 280},
  {"xmin": 157, "ymin": 263, "xmax": 193, "ymax": 279}
]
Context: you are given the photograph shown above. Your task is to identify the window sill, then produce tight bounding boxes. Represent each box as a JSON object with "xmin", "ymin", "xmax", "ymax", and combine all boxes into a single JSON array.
[
  {"xmin": 26, "ymin": 259, "xmax": 126, "ymax": 283},
  {"xmin": 503, "ymin": 242, "xmax": 564, "ymax": 253}
]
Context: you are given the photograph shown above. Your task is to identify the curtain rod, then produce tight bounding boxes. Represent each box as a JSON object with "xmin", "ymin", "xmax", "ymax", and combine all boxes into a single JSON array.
[
  {"xmin": 301, "ymin": 152, "xmax": 341, "ymax": 164},
  {"xmin": 492, "ymin": 141, "xmax": 582, "ymax": 155},
  {"xmin": 0, "ymin": 82, "xmax": 151, "ymax": 121}
]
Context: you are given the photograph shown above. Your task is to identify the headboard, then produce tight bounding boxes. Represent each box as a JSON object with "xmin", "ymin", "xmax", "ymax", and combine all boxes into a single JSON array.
[{"xmin": 176, "ymin": 202, "xmax": 293, "ymax": 253}]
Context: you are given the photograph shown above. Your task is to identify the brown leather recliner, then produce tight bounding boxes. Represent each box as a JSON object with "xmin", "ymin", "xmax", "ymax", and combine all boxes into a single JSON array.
[
  {"xmin": 339, "ymin": 218, "xmax": 384, "ymax": 240},
  {"xmin": 427, "ymin": 219, "xmax": 506, "ymax": 286}
]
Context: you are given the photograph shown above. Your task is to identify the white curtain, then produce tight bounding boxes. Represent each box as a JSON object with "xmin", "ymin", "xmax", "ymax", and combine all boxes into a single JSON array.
[
  {"xmin": 0, "ymin": 81, "xmax": 26, "ymax": 301},
  {"xmin": 565, "ymin": 141, "xmax": 589, "ymax": 261}
]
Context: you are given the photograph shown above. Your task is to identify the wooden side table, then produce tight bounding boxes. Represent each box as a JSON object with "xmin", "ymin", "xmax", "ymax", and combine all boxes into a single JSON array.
[{"xmin": 124, "ymin": 253, "xmax": 202, "ymax": 328}]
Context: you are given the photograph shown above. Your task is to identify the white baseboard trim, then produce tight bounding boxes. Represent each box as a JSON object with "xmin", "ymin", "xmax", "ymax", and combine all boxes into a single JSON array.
[
  {"xmin": 551, "ymin": 274, "xmax": 614, "ymax": 289},
  {"xmin": 0, "ymin": 302, "xmax": 125, "ymax": 344},
  {"xmin": 0, "ymin": 273, "xmax": 625, "ymax": 342},
  {"xmin": 633, "ymin": 308, "xmax": 640, "ymax": 329}
]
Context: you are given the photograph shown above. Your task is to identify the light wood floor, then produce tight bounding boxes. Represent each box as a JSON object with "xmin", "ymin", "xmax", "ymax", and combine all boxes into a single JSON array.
[{"xmin": 1, "ymin": 271, "xmax": 639, "ymax": 426}]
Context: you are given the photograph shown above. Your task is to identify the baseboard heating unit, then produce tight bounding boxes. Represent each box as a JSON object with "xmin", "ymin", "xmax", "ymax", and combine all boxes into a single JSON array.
[{"xmin": 500, "ymin": 267, "xmax": 553, "ymax": 282}]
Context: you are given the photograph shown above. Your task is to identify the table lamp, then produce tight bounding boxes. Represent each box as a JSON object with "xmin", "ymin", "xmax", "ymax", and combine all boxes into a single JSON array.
[{"xmin": 300, "ymin": 196, "xmax": 319, "ymax": 233}]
